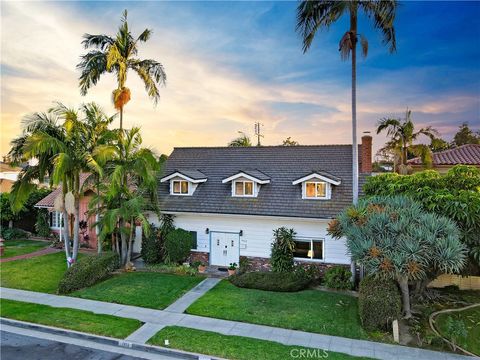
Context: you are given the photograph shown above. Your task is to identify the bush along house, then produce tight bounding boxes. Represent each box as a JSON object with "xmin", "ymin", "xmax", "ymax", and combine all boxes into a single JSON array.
[{"xmin": 154, "ymin": 135, "xmax": 373, "ymax": 271}]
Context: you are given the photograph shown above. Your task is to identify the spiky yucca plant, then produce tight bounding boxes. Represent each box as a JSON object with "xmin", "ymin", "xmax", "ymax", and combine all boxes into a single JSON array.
[{"xmin": 328, "ymin": 195, "xmax": 466, "ymax": 318}]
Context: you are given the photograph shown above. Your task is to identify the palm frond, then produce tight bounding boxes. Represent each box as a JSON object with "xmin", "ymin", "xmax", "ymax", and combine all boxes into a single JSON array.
[
  {"xmin": 81, "ymin": 34, "xmax": 114, "ymax": 51},
  {"xmin": 77, "ymin": 51, "xmax": 108, "ymax": 95},
  {"xmin": 359, "ymin": 34, "xmax": 368, "ymax": 58}
]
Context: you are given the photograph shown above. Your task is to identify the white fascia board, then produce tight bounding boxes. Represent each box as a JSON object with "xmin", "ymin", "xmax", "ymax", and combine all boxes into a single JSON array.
[
  {"xmin": 292, "ymin": 173, "xmax": 341, "ymax": 186},
  {"xmin": 222, "ymin": 172, "xmax": 270, "ymax": 184},
  {"xmin": 160, "ymin": 172, "xmax": 207, "ymax": 184}
]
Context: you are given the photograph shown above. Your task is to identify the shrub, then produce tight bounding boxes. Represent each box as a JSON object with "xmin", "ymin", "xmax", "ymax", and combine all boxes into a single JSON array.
[
  {"xmin": 35, "ymin": 209, "xmax": 51, "ymax": 238},
  {"xmin": 146, "ymin": 263, "xmax": 198, "ymax": 276},
  {"xmin": 1, "ymin": 227, "xmax": 28, "ymax": 240},
  {"xmin": 238, "ymin": 257, "xmax": 250, "ymax": 274},
  {"xmin": 58, "ymin": 252, "xmax": 119, "ymax": 294},
  {"xmin": 164, "ymin": 228, "xmax": 194, "ymax": 264},
  {"xmin": 358, "ymin": 276, "xmax": 402, "ymax": 331},
  {"xmin": 230, "ymin": 271, "xmax": 311, "ymax": 292},
  {"xmin": 270, "ymin": 227, "xmax": 296, "ymax": 272},
  {"xmin": 141, "ymin": 224, "xmax": 163, "ymax": 264},
  {"xmin": 323, "ymin": 266, "xmax": 352, "ymax": 290}
]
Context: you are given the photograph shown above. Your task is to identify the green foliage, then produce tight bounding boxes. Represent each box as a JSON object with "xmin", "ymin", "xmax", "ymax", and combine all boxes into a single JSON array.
[
  {"xmin": 1, "ymin": 193, "xmax": 15, "ymax": 223},
  {"xmin": 330, "ymin": 196, "xmax": 467, "ymax": 281},
  {"xmin": 141, "ymin": 224, "xmax": 163, "ymax": 264},
  {"xmin": 58, "ymin": 252, "xmax": 119, "ymax": 294},
  {"xmin": 228, "ymin": 132, "xmax": 252, "ymax": 147},
  {"xmin": 164, "ymin": 228, "xmax": 194, "ymax": 264},
  {"xmin": 1, "ymin": 227, "xmax": 28, "ymax": 240},
  {"xmin": 358, "ymin": 276, "xmax": 401, "ymax": 331},
  {"xmin": 444, "ymin": 316, "xmax": 468, "ymax": 350},
  {"xmin": 323, "ymin": 266, "xmax": 352, "ymax": 290},
  {"xmin": 270, "ymin": 227, "xmax": 296, "ymax": 272},
  {"xmin": 230, "ymin": 271, "xmax": 311, "ymax": 292},
  {"xmin": 238, "ymin": 257, "xmax": 250, "ymax": 274},
  {"xmin": 453, "ymin": 122, "xmax": 480, "ymax": 146},
  {"xmin": 363, "ymin": 165, "xmax": 480, "ymax": 267},
  {"xmin": 35, "ymin": 209, "xmax": 51, "ymax": 237},
  {"xmin": 147, "ymin": 263, "xmax": 198, "ymax": 276}
]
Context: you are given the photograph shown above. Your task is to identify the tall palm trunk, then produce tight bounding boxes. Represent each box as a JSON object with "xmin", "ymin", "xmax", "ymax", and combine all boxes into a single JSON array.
[
  {"xmin": 72, "ymin": 196, "xmax": 80, "ymax": 262},
  {"xmin": 126, "ymin": 217, "xmax": 134, "ymax": 264},
  {"xmin": 96, "ymin": 176, "xmax": 102, "ymax": 254},
  {"xmin": 350, "ymin": 5, "xmax": 359, "ymax": 281},
  {"xmin": 351, "ymin": 5, "xmax": 359, "ymax": 206},
  {"xmin": 62, "ymin": 208, "xmax": 71, "ymax": 267},
  {"xmin": 119, "ymin": 218, "xmax": 128, "ymax": 265},
  {"xmin": 119, "ymin": 107, "xmax": 123, "ymax": 131},
  {"xmin": 397, "ymin": 275, "xmax": 412, "ymax": 319}
]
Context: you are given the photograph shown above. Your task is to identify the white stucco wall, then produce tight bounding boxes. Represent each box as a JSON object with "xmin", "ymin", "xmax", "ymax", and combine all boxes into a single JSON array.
[{"xmin": 146, "ymin": 212, "xmax": 350, "ymax": 265}]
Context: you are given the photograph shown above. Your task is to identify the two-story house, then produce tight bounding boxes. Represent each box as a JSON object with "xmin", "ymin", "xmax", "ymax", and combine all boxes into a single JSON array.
[{"xmin": 153, "ymin": 135, "xmax": 373, "ymax": 270}]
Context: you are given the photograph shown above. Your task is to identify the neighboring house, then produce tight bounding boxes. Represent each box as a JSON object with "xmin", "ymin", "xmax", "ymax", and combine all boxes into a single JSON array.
[
  {"xmin": 407, "ymin": 144, "xmax": 480, "ymax": 173},
  {"xmin": 34, "ymin": 173, "xmax": 143, "ymax": 253},
  {"xmin": 154, "ymin": 135, "xmax": 373, "ymax": 270},
  {"xmin": 34, "ymin": 174, "xmax": 99, "ymax": 249},
  {"xmin": 0, "ymin": 162, "xmax": 22, "ymax": 192}
]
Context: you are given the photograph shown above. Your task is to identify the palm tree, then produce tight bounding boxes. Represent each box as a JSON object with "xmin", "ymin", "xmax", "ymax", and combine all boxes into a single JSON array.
[
  {"xmin": 77, "ymin": 10, "xmax": 166, "ymax": 130},
  {"xmin": 9, "ymin": 103, "xmax": 115, "ymax": 266},
  {"xmin": 296, "ymin": 1, "xmax": 397, "ymax": 204},
  {"xmin": 93, "ymin": 127, "xmax": 158, "ymax": 266},
  {"xmin": 376, "ymin": 109, "xmax": 439, "ymax": 174},
  {"xmin": 228, "ymin": 132, "xmax": 252, "ymax": 147}
]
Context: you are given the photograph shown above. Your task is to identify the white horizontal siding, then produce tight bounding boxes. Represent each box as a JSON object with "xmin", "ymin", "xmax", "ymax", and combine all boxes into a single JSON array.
[{"xmin": 146, "ymin": 212, "xmax": 350, "ymax": 265}]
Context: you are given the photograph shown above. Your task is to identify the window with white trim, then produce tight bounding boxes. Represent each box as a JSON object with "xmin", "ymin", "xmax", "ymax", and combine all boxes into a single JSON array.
[
  {"xmin": 304, "ymin": 181, "xmax": 329, "ymax": 199},
  {"xmin": 172, "ymin": 180, "xmax": 189, "ymax": 195},
  {"xmin": 293, "ymin": 238, "xmax": 324, "ymax": 260},
  {"xmin": 234, "ymin": 181, "xmax": 254, "ymax": 196},
  {"xmin": 50, "ymin": 211, "xmax": 62, "ymax": 228}
]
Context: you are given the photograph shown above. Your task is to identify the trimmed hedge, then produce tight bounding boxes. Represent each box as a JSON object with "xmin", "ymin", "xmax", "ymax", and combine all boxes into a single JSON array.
[
  {"xmin": 164, "ymin": 228, "xmax": 193, "ymax": 264},
  {"xmin": 229, "ymin": 271, "xmax": 311, "ymax": 292},
  {"xmin": 358, "ymin": 276, "xmax": 402, "ymax": 331},
  {"xmin": 323, "ymin": 266, "xmax": 352, "ymax": 290},
  {"xmin": 141, "ymin": 225, "xmax": 163, "ymax": 264},
  {"xmin": 58, "ymin": 252, "xmax": 119, "ymax": 294}
]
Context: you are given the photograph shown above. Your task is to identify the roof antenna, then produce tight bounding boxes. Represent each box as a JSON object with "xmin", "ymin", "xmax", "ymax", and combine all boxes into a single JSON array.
[{"xmin": 254, "ymin": 122, "xmax": 264, "ymax": 147}]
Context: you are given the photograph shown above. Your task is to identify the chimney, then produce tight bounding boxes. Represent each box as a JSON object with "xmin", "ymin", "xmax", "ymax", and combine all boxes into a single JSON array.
[{"xmin": 361, "ymin": 134, "xmax": 372, "ymax": 173}]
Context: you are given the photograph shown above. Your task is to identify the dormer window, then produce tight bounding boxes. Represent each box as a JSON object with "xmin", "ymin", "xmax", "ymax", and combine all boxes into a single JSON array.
[
  {"xmin": 223, "ymin": 170, "xmax": 270, "ymax": 198},
  {"xmin": 234, "ymin": 180, "xmax": 254, "ymax": 197},
  {"xmin": 160, "ymin": 170, "xmax": 207, "ymax": 197},
  {"xmin": 305, "ymin": 181, "xmax": 327, "ymax": 199},
  {"xmin": 292, "ymin": 171, "xmax": 341, "ymax": 201},
  {"xmin": 173, "ymin": 180, "xmax": 189, "ymax": 195}
]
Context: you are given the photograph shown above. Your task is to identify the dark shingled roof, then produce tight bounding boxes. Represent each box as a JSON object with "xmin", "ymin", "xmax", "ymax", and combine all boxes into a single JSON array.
[
  {"xmin": 163, "ymin": 169, "xmax": 207, "ymax": 180},
  {"xmin": 158, "ymin": 145, "xmax": 370, "ymax": 219},
  {"xmin": 224, "ymin": 169, "xmax": 271, "ymax": 182},
  {"xmin": 408, "ymin": 144, "xmax": 480, "ymax": 166}
]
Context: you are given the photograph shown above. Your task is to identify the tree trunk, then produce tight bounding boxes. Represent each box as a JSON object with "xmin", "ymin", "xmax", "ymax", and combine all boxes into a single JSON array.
[
  {"xmin": 96, "ymin": 177, "xmax": 102, "ymax": 254},
  {"xmin": 398, "ymin": 275, "xmax": 412, "ymax": 319},
  {"xmin": 350, "ymin": 6, "xmax": 358, "ymax": 205},
  {"xmin": 119, "ymin": 107, "xmax": 123, "ymax": 131},
  {"xmin": 119, "ymin": 218, "xmax": 127, "ymax": 265},
  {"xmin": 72, "ymin": 197, "xmax": 80, "ymax": 262},
  {"xmin": 62, "ymin": 209, "xmax": 71, "ymax": 268},
  {"xmin": 126, "ymin": 217, "xmax": 134, "ymax": 265},
  {"xmin": 8, "ymin": 220, "xmax": 13, "ymax": 228}
]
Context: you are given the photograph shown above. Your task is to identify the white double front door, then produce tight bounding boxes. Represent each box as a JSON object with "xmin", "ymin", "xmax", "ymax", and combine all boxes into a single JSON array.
[{"xmin": 210, "ymin": 232, "xmax": 240, "ymax": 267}]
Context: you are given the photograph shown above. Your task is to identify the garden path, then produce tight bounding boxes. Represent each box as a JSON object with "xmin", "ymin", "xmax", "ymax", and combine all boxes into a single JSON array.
[{"xmin": 0, "ymin": 248, "xmax": 60, "ymax": 263}]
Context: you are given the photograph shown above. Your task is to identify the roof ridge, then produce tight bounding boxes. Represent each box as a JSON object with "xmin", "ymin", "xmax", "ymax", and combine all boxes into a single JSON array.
[{"xmin": 173, "ymin": 144, "xmax": 356, "ymax": 150}]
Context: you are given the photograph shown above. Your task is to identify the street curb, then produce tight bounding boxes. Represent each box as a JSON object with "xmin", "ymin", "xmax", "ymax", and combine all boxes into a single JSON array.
[{"xmin": 0, "ymin": 318, "xmax": 222, "ymax": 360}]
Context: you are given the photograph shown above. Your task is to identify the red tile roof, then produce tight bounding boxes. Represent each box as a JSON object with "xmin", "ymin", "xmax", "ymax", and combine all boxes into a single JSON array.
[
  {"xmin": 35, "ymin": 173, "xmax": 92, "ymax": 208},
  {"xmin": 408, "ymin": 144, "xmax": 480, "ymax": 166}
]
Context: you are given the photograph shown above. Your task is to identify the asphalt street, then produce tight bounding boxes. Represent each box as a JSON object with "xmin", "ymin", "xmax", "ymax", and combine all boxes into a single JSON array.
[{"xmin": 0, "ymin": 330, "xmax": 171, "ymax": 360}]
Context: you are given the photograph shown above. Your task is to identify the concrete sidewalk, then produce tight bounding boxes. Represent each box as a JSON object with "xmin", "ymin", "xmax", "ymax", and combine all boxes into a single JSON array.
[{"xmin": 0, "ymin": 287, "xmax": 473, "ymax": 360}]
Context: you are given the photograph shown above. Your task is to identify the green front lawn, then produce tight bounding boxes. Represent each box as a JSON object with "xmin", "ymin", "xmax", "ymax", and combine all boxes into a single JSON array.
[
  {"xmin": 0, "ymin": 299, "xmax": 142, "ymax": 339},
  {"xmin": 148, "ymin": 326, "xmax": 372, "ymax": 360},
  {"xmin": 436, "ymin": 306, "xmax": 480, "ymax": 355},
  {"xmin": 1, "ymin": 239, "xmax": 48, "ymax": 258},
  {"xmin": 73, "ymin": 272, "xmax": 204, "ymax": 309},
  {"xmin": 0, "ymin": 252, "xmax": 77, "ymax": 293},
  {"xmin": 187, "ymin": 280, "xmax": 369, "ymax": 340}
]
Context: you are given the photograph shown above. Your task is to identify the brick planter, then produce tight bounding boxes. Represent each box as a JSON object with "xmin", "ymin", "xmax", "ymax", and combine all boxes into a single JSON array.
[{"xmin": 189, "ymin": 251, "xmax": 209, "ymax": 264}]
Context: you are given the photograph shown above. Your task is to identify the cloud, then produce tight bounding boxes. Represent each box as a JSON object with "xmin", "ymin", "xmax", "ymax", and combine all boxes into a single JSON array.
[{"xmin": 1, "ymin": 1, "xmax": 479, "ymax": 159}]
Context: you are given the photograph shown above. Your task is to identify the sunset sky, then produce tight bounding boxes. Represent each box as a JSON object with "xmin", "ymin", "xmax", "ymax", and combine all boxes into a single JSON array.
[{"xmin": 1, "ymin": 1, "xmax": 479, "ymax": 158}]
